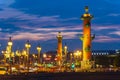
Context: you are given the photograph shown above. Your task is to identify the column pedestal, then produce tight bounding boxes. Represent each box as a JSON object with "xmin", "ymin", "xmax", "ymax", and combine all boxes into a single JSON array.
[{"xmin": 81, "ymin": 60, "xmax": 94, "ymax": 71}]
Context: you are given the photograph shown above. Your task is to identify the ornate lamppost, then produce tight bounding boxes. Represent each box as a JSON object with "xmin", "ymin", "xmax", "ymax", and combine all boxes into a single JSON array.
[
  {"xmin": 21, "ymin": 49, "xmax": 27, "ymax": 66},
  {"xmin": 64, "ymin": 44, "xmax": 68, "ymax": 63},
  {"xmin": 43, "ymin": 53, "xmax": 47, "ymax": 68},
  {"xmin": 74, "ymin": 50, "xmax": 82, "ymax": 68},
  {"xmin": 2, "ymin": 50, "xmax": 7, "ymax": 64},
  {"xmin": 32, "ymin": 54, "xmax": 35, "ymax": 64},
  {"xmin": 70, "ymin": 53, "xmax": 73, "ymax": 64},
  {"xmin": 25, "ymin": 40, "xmax": 31, "ymax": 72},
  {"xmin": 63, "ymin": 44, "xmax": 68, "ymax": 71},
  {"xmin": 11, "ymin": 52, "xmax": 15, "ymax": 65},
  {"xmin": 8, "ymin": 37, "xmax": 13, "ymax": 74},
  {"xmin": 15, "ymin": 50, "xmax": 21, "ymax": 73},
  {"xmin": 16, "ymin": 50, "xmax": 21, "ymax": 64},
  {"xmin": 37, "ymin": 45, "xmax": 41, "ymax": 64}
]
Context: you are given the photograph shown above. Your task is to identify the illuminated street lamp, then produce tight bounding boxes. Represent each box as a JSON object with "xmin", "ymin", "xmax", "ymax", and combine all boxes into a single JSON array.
[
  {"xmin": 74, "ymin": 50, "xmax": 82, "ymax": 60},
  {"xmin": 70, "ymin": 53, "xmax": 73, "ymax": 64},
  {"xmin": 32, "ymin": 54, "xmax": 37, "ymax": 64},
  {"xmin": 16, "ymin": 50, "xmax": 21, "ymax": 64},
  {"xmin": 16, "ymin": 50, "xmax": 21, "ymax": 73},
  {"xmin": 43, "ymin": 53, "xmax": 47, "ymax": 69},
  {"xmin": 64, "ymin": 44, "xmax": 68, "ymax": 71},
  {"xmin": 11, "ymin": 52, "xmax": 15, "ymax": 64},
  {"xmin": 3, "ymin": 50, "xmax": 9, "ymax": 63},
  {"xmin": 43, "ymin": 53, "xmax": 47, "ymax": 59},
  {"xmin": 32, "ymin": 54, "xmax": 35, "ymax": 64},
  {"xmin": 64, "ymin": 44, "xmax": 68, "ymax": 63},
  {"xmin": 25, "ymin": 40, "xmax": 31, "ymax": 72},
  {"xmin": 2, "ymin": 50, "xmax": 7, "ymax": 64},
  {"xmin": 7, "ymin": 37, "xmax": 13, "ymax": 74},
  {"xmin": 37, "ymin": 45, "xmax": 41, "ymax": 64},
  {"xmin": 22, "ymin": 49, "xmax": 27, "ymax": 66},
  {"xmin": 73, "ymin": 50, "xmax": 82, "ymax": 67},
  {"xmin": 43, "ymin": 53, "xmax": 47, "ymax": 63}
]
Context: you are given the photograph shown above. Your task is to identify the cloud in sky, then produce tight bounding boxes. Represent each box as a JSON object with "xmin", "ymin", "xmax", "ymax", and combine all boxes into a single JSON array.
[
  {"xmin": 92, "ymin": 25, "xmax": 120, "ymax": 31},
  {"xmin": 109, "ymin": 31, "xmax": 120, "ymax": 36},
  {"xmin": 0, "ymin": 0, "xmax": 15, "ymax": 7},
  {"xmin": 108, "ymin": 13, "xmax": 120, "ymax": 17},
  {"xmin": 94, "ymin": 35, "xmax": 120, "ymax": 42}
]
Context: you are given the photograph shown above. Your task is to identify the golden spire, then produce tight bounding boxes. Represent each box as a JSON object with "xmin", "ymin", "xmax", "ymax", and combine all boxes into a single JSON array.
[
  {"xmin": 9, "ymin": 37, "xmax": 12, "ymax": 41},
  {"xmin": 57, "ymin": 31, "xmax": 62, "ymax": 37},
  {"xmin": 85, "ymin": 6, "xmax": 89, "ymax": 13}
]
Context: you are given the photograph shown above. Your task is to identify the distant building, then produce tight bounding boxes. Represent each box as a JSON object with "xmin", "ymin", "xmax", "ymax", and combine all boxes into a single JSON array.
[{"xmin": 92, "ymin": 50, "xmax": 116, "ymax": 56}]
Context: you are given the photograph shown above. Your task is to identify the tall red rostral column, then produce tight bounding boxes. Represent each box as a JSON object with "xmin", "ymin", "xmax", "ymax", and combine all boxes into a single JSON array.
[
  {"xmin": 80, "ymin": 6, "xmax": 95, "ymax": 69},
  {"xmin": 57, "ymin": 32, "xmax": 63, "ymax": 66}
]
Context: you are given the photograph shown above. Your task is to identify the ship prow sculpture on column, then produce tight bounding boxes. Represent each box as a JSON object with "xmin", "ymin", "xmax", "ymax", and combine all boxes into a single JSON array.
[{"xmin": 80, "ymin": 6, "xmax": 95, "ymax": 70}]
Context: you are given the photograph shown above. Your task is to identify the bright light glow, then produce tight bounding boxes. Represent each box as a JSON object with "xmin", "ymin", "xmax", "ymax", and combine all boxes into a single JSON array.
[
  {"xmin": 37, "ymin": 46, "xmax": 41, "ymax": 51},
  {"xmin": 8, "ymin": 41, "xmax": 13, "ymax": 46},
  {"xmin": 64, "ymin": 46, "xmax": 67, "ymax": 50},
  {"xmin": 43, "ymin": 53, "xmax": 46, "ymax": 58},
  {"xmin": 25, "ymin": 44, "xmax": 31, "ymax": 48}
]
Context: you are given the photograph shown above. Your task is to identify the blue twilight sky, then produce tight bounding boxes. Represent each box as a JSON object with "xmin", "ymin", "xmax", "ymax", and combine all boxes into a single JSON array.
[{"xmin": 0, "ymin": 0, "xmax": 120, "ymax": 53}]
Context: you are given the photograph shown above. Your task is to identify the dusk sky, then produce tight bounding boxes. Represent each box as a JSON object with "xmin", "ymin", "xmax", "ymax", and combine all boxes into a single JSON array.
[{"xmin": 0, "ymin": 0, "xmax": 120, "ymax": 53}]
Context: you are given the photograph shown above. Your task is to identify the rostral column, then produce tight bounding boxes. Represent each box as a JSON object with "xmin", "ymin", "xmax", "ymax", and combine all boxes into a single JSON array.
[
  {"xmin": 80, "ymin": 6, "xmax": 95, "ymax": 70},
  {"xmin": 57, "ymin": 32, "xmax": 63, "ymax": 66}
]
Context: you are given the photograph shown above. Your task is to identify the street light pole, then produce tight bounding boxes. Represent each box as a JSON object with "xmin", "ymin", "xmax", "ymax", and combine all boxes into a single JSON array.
[
  {"xmin": 16, "ymin": 50, "xmax": 21, "ymax": 64},
  {"xmin": 8, "ymin": 37, "xmax": 13, "ymax": 74},
  {"xmin": 64, "ymin": 44, "xmax": 67, "ymax": 63},
  {"xmin": 32, "ymin": 54, "xmax": 35, "ymax": 64},
  {"xmin": 22, "ymin": 49, "xmax": 27, "ymax": 67},
  {"xmin": 15, "ymin": 50, "xmax": 21, "ymax": 73},
  {"xmin": 70, "ymin": 53, "xmax": 73, "ymax": 64},
  {"xmin": 43, "ymin": 53, "xmax": 47, "ymax": 69},
  {"xmin": 37, "ymin": 45, "xmax": 41, "ymax": 64},
  {"xmin": 2, "ymin": 50, "xmax": 7, "ymax": 64},
  {"xmin": 25, "ymin": 40, "xmax": 31, "ymax": 72}
]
